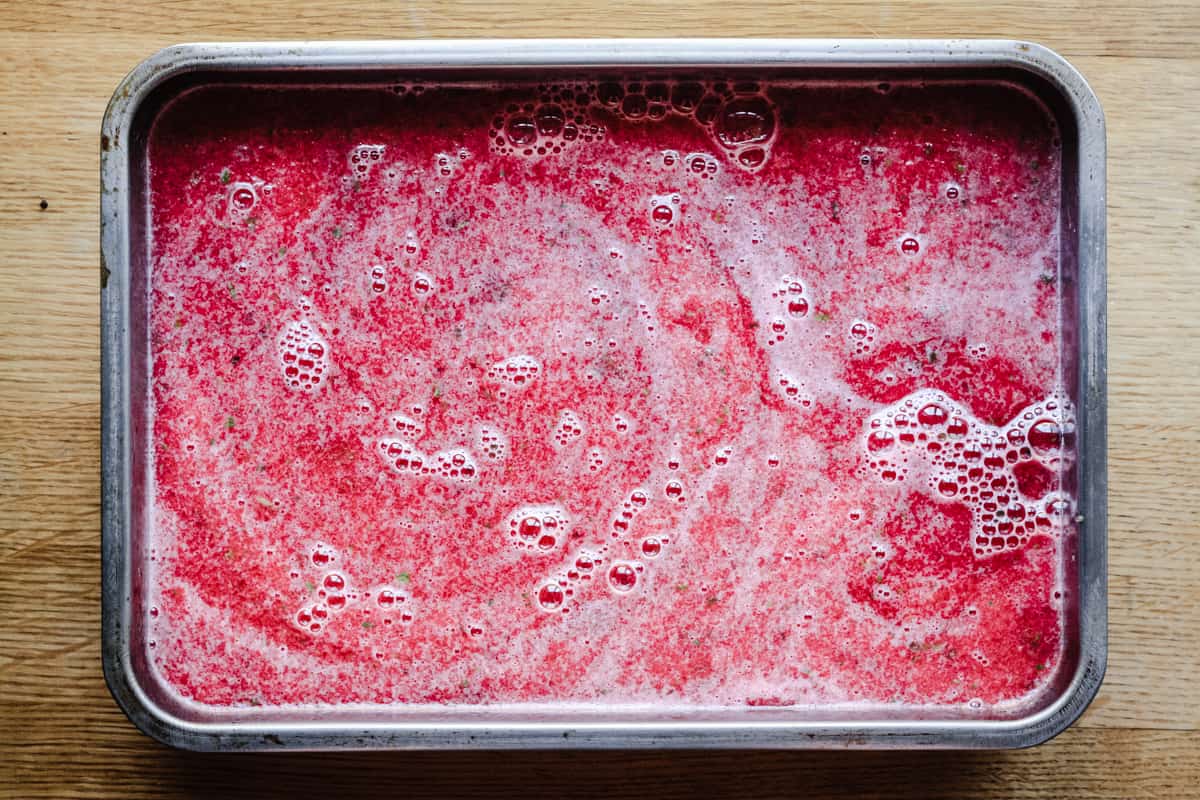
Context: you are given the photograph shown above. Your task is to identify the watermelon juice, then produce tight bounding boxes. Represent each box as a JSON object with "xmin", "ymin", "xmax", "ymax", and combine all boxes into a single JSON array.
[{"xmin": 144, "ymin": 78, "xmax": 1072, "ymax": 711}]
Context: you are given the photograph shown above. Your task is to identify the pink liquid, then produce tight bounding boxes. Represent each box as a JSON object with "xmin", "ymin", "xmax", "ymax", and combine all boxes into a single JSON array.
[{"xmin": 146, "ymin": 79, "xmax": 1070, "ymax": 710}]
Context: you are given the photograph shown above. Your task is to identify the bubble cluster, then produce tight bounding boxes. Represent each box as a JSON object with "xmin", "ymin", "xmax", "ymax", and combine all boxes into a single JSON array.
[
  {"xmin": 475, "ymin": 424, "xmax": 509, "ymax": 461},
  {"xmin": 277, "ymin": 320, "xmax": 329, "ymax": 391},
  {"xmin": 505, "ymin": 504, "xmax": 571, "ymax": 553},
  {"xmin": 292, "ymin": 549, "xmax": 411, "ymax": 635},
  {"xmin": 847, "ymin": 319, "xmax": 878, "ymax": 356},
  {"xmin": 771, "ymin": 274, "xmax": 811, "ymax": 319},
  {"xmin": 552, "ymin": 410, "xmax": 584, "ymax": 448},
  {"xmin": 774, "ymin": 371, "xmax": 813, "ymax": 408},
  {"xmin": 349, "ymin": 144, "xmax": 385, "ymax": 180},
  {"xmin": 488, "ymin": 78, "xmax": 778, "ymax": 170},
  {"xmin": 369, "ymin": 264, "xmax": 387, "ymax": 295},
  {"xmin": 593, "ymin": 79, "xmax": 778, "ymax": 172},
  {"xmin": 588, "ymin": 285, "xmax": 612, "ymax": 307},
  {"xmin": 389, "ymin": 413, "xmax": 424, "ymax": 439},
  {"xmin": 587, "ymin": 449, "xmax": 607, "ymax": 472},
  {"xmin": 863, "ymin": 388, "xmax": 1075, "ymax": 557},
  {"xmin": 489, "ymin": 355, "xmax": 542, "ymax": 393},
  {"xmin": 434, "ymin": 149, "xmax": 469, "ymax": 179},
  {"xmin": 490, "ymin": 89, "xmax": 607, "ymax": 158},
  {"xmin": 377, "ymin": 439, "xmax": 478, "ymax": 484}
]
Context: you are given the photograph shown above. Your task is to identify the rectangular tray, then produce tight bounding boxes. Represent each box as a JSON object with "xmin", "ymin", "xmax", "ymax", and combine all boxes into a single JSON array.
[{"xmin": 100, "ymin": 39, "xmax": 1107, "ymax": 750}]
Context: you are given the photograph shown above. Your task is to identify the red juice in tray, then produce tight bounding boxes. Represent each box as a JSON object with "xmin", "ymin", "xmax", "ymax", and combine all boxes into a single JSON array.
[{"xmin": 146, "ymin": 77, "xmax": 1072, "ymax": 710}]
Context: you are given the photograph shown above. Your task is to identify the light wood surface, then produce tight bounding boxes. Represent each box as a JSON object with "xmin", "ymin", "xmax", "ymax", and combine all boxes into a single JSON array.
[{"xmin": 1, "ymin": 2, "xmax": 1197, "ymax": 797}]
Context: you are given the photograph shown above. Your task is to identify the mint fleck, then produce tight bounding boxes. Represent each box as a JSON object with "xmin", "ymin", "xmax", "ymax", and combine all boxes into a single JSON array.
[
  {"xmin": 396, "ymin": 572, "xmax": 411, "ymax": 584},
  {"xmin": 220, "ymin": 168, "xmax": 231, "ymax": 184},
  {"xmin": 361, "ymin": 620, "xmax": 375, "ymax": 630},
  {"xmin": 675, "ymin": 582, "xmax": 690, "ymax": 592},
  {"xmin": 277, "ymin": 246, "xmax": 288, "ymax": 258},
  {"xmin": 304, "ymin": 580, "xmax": 315, "ymax": 592},
  {"xmin": 431, "ymin": 384, "xmax": 443, "ymax": 401},
  {"xmin": 954, "ymin": 162, "xmax": 966, "ymax": 175},
  {"xmin": 227, "ymin": 283, "xmax": 237, "ymax": 298},
  {"xmin": 224, "ymin": 415, "xmax": 235, "ymax": 430},
  {"xmin": 815, "ymin": 311, "xmax": 831, "ymax": 322},
  {"xmin": 332, "ymin": 226, "xmax": 342, "ymax": 239}
]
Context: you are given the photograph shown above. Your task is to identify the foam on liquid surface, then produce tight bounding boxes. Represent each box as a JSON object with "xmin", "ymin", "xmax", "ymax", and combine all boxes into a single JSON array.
[{"xmin": 146, "ymin": 79, "xmax": 1068, "ymax": 711}]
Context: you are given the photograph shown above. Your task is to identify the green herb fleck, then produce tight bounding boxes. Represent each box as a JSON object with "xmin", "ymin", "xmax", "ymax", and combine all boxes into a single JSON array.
[
  {"xmin": 690, "ymin": 637, "xmax": 702, "ymax": 647},
  {"xmin": 174, "ymin": 316, "xmax": 184, "ymax": 329},
  {"xmin": 396, "ymin": 572, "xmax": 411, "ymax": 584},
  {"xmin": 362, "ymin": 620, "xmax": 375, "ymax": 630},
  {"xmin": 304, "ymin": 580, "xmax": 315, "ymax": 592},
  {"xmin": 459, "ymin": 679, "xmax": 470, "ymax": 688},
  {"xmin": 227, "ymin": 283, "xmax": 237, "ymax": 298},
  {"xmin": 675, "ymin": 582, "xmax": 690, "ymax": 592},
  {"xmin": 332, "ymin": 226, "xmax": 342, "ymax": 239},
  {"xmin": 277, "ymin": 246, "xmax": 288, "ymax": 258},
  {"xmin": 224, "ymin": 415, "xmax": 235, "ymax": 431},
  {"xmin": 207, "ymin": 437, "xmax": 215, "ymax": 446},
  {"xmin": 1035, "ymin": 663, "xmax": 1045, "ymax": 672},
  {"xmin": 815, "ymin": 311, "xmax": 831, "ymax": 322},
  {"xmin": 431, "ymin": 384, "xmax": 443, "ymax": 401},
  {"xmin": 954, "ymin": 162, "xmax": 966, "ymax": 175},
  {"xmin": 220, "ymin": 168, "xmax": 231, "ymax": 184}
]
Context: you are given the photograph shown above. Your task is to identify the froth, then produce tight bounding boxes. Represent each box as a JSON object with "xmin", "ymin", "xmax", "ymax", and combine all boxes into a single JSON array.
[{"xmin": 863, "ymin": 388, "xmax": 1075, "ymax": 557}]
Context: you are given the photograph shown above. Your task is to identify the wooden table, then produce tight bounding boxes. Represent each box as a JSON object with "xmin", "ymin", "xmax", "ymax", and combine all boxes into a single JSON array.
[{"xmin": 1, "ymin": 2, "xmax": 1196, "ymax": 797}]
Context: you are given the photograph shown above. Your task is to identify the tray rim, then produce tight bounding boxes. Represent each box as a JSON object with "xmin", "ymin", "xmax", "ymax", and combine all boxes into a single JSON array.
[{"xmin": 100, "ymin": 38, "xmax": 1107, "ymax": 751}]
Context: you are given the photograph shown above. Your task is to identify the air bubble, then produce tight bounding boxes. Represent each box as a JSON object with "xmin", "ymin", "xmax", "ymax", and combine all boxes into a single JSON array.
[{"xmin": 608, "ymin": 562, "xmax": 638, "ymax": 592}]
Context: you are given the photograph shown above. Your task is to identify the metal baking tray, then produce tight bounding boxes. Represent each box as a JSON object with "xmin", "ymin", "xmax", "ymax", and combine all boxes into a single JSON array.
[{"xmin": 100, "ymin": 39, "xmax": 1106, "ymax": 750}]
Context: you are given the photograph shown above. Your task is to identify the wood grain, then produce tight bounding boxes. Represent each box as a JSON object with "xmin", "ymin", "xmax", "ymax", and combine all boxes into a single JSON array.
[{"xmin": 1, "ymin": 1, "xmax": 1198, "ymax": 796}]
